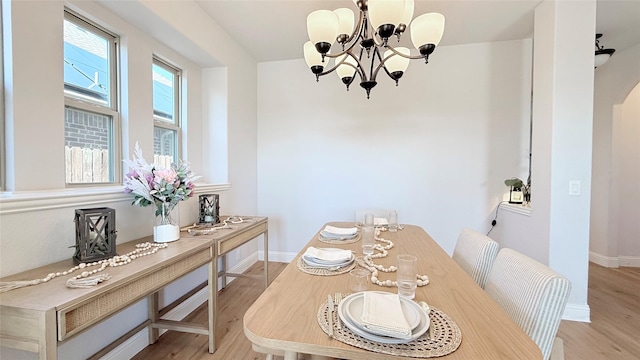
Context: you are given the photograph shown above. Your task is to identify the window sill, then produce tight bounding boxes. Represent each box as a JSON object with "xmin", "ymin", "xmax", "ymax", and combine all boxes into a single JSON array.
[
  {"xmin": 0, "ymin": 183, "xmax": 230, "ymax": 215},
  {"xmin": 500, "ymin": 202, "xmax": 531, "ymax": 216}
]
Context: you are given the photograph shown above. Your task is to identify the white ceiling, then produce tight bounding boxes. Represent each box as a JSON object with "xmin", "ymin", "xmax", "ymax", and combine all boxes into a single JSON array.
[
  {"xmin": 195, "ymin": 0, "xmax": 640, "ymax": 63},
  {"xmin": 98, "ymin": 0, "xmax": 639, "ymax": 65}
]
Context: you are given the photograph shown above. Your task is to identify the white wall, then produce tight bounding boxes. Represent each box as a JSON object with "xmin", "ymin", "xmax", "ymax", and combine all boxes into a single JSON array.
[
  {"xmin": 257, "ymin": 39, "xmax": 532, "ymax": 257},
  {"xmin": 612, "ymin": 83, "xmax": 640, "ymax": 259},
  {"xmin": 484, "ymin": 1, "xmax": 597, "ymax": 322},
  {"xmin": 589, "ymin": 42, "xmax": 640, "ymax": 266},
  {"xmin": 0, "ymin": 0, "xmax": 258, "ymax": 358}
]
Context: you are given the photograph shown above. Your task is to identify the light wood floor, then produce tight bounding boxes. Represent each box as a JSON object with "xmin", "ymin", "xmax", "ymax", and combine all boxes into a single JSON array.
[{"xmin": 132, "ymin": 262, "xmax": 640, "ymax": 360}]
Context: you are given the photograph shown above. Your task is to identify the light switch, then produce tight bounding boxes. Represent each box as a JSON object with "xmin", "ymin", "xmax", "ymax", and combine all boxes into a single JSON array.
[{"xmin": 569, "ymin": 181, "xmax": 581, "ymax": 196}]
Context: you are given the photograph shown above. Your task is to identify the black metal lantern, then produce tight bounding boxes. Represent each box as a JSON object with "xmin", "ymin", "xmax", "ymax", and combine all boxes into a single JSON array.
[
  {"xmin": 199, "ymin": 194, "xmax": 220, "ymax": 224},
  {"xmin": 73, "ymin": 207, "xmax": 117, "ymax": 264}
]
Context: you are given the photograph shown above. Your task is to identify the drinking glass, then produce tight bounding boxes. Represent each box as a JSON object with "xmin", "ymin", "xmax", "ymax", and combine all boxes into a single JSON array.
[
  {"xmin": 364, "ymin": 213, "xmax": 374, "ymax": 227},
  {"xmin": 388, "ymin": 210, "xmax": 398, "ymax": 232},
  {"xmin": 361, "ymin": 226, "xmax": 374, "ymax": 255},
  {"xmin": 349, "ymin": 268, "xmax": 370, "ymax": 292},
  {"xmin": 397, "ymin": 254, "xmax": 417, "ymax": 299}
]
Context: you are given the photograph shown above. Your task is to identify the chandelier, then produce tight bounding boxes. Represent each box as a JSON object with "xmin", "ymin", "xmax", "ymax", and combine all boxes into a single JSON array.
[
  {"xmin": 303, "ymin": 0, "xmax": 445, "ymax": 99},
  {"xmin": 594, "ymin": 33, "xmax": 615, "ymax": 68}
]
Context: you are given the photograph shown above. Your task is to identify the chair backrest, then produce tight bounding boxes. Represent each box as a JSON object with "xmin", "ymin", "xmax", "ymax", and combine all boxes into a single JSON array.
[
  {"xmin": 451, "ymin": 228, "xmax": 499, "ymax": 288},
  {"xmin": 485, "ymin": 248, "xmax": 572, "ymax": 360}
]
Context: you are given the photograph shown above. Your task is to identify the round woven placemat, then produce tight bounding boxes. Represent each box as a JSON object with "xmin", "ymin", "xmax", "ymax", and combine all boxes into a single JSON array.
[
  {"xmin": 316, "ymin": 299, "xmax": 462, "ymax": 358},
  {"xmin": 296, "ymin": 257, "xmax": 356, "ymax": 276},
  {"xmin": 318, "ymin": 232, "xmax": 361, "ymax": 245}
]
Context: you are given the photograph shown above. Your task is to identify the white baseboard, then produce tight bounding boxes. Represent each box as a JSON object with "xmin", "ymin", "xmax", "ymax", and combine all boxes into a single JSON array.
[
  {"xmin": 99, "ymin": 328, "xmax": 150, "ymax": 360},
  {"xmin": 562, "ymin": 303, "xmax": 590, "ymax": 323},
  {"xmin": 589, "ymin": 251, "xmax": 620, "ymax": 268},
  {"xmin": 99, "ymin": 251, "xmax": 260, "ymax": 360},
  {"xmin": 619, "ymin": 256, "xmax": 640, "ymax": 267},
  {"xmin": 589, "ymin": 251, "xmax": 640, "ymax": 268}
]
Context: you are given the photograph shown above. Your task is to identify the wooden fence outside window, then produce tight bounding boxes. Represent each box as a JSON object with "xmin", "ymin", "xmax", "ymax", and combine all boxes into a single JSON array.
[{"xmin": 65, "ymin": 146, "xmax": 173, "ymax": 183}]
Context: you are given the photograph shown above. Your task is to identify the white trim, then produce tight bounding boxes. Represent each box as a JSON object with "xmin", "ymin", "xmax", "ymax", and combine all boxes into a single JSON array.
[
  {"xmin": 259, "ymin": 250, "xmax": 297, "ymax": 263},
  {"xmin": 99, "ymin": 328, "xmax": 149, "ymax": 360},
  {"xmin": 561, "ymin": 303, "xmax": 590, "ymax": 323},
  {"xmin": 99, "ymin": 247, "xmax": 254, "ymax": 360},
  {"xmin": 589, "ymin": 251, "xmax": 619, "ymax": 268},
  {"xmin": 588, "ymin": 252, "xmax": 640, "ymax": 268},
  {"xmin": 619, "ymin": 256, "xmax": 640, "ymax": 267},
  {"xmin": 499, "ymin": 202, "xmax": 532, "ymax": 216},
  {"xmin": 0, "ymin": 183, "xmax": 230, "ymax": 215}
]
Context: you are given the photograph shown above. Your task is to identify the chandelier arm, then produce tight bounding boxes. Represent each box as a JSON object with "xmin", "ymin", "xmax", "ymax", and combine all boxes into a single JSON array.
[
  {"xmin": 315, "ymin": 53, "xmax": 366, "ymax": 81},
  {"xmin": 384, "ymin": 44, "xmax": 430, "ymax": 60},
  {"xmin": 368, "ymin": 46, "xmax": 382, "ymax": 82},
  {"xmin": 357, "ymin": 46, "xmax": 370, "ymax": 82},
  {"xmin": 370, "ymin": 47, "xmax": 396, "ymax": 82},
  {"xmin": 347, "ymin": 10, "xmax": 365, "ymax": 46}
]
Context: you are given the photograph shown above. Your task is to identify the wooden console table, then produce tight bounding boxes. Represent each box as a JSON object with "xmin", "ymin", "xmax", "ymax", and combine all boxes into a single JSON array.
[{"xmin": 0, "ymin": 216, "xmax": 268, "ymax": 360}]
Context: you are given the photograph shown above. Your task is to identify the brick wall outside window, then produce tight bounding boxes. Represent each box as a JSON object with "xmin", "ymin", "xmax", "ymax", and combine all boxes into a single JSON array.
[{"xmin": 64, "ymin": 108, "xmax": 110, "ymax": 149}]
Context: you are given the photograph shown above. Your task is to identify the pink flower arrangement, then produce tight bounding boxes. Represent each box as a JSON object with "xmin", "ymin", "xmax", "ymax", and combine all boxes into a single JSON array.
[{"xmin": 123, "ymin": 143, "xmax": 200, "ymax": 210}]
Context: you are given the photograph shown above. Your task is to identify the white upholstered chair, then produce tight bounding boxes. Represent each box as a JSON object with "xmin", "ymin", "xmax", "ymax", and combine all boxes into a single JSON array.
[
  {"xmin": 451, "ymin": 228, "xmax": 499, "ymax": 289},
  {"xmin": 484, "ymin": 248, "xmax": 571, "ymax": 360}
]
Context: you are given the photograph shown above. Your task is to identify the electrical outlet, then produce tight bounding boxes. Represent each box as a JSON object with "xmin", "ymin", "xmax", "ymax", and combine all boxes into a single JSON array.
[{"xmin": 569, "ymin": 181, "xmax": 581, "ymax": 196}]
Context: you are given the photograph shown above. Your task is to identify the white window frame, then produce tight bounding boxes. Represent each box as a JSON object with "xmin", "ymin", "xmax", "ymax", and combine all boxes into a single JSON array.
[
  {"xmin": 152, "ymin": 56, "xmax": 182, "ymax": 163},
  {"xmin": 0, "ymin": 3, "xmax": 5, "ymax": 191},
  {"xmin": 64, "ymin": 9, "xmax": 121, "ymax": 186}
]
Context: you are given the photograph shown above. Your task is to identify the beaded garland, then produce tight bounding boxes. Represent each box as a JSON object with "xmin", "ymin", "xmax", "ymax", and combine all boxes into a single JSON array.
[
  {"xmin": 356, "ymin": 228, "xmax": 430, "ymax": 288},
  {"xmin": 0, "ymin": 242, "xmax": 168, "ymax": 293},
  {"xmin": 187, "ymin": 216, "xmax": 253, "ymax": 236}
]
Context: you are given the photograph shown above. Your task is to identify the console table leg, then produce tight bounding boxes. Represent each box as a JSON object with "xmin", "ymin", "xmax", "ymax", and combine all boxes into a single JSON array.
[
  {"xmin": 147, "ymin": 293, "xmax": 159, "ymax": 344},
  {"xmin": 221, "ymin": 253, "xmax": 227, "ymax": 289},
  {"xmin": 42, "ymin": 309, "xmax": 57, "ymax": 360},
  {"xmin": 263, "ymin": 231, "xmax": 269, "ymax": 289},
  {"xmin": 208, "ymin": 254, "xmax": 217, "ymax": 353}
]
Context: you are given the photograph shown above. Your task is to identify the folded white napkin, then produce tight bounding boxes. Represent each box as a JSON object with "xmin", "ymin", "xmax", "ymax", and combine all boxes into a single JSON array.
[
  {"xmin": 303, "ymin": 247, "xmax": 352, "ymax": 262},
  {"xmin": 360, "ymin": 292, "xmax": 412, "ymax": 340},
  {"xmin": 322, "ymin": 225, "xmax": 358, "ymax": 236}
]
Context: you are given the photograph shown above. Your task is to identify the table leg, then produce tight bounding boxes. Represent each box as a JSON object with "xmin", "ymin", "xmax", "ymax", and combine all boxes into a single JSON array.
[
  {"xmin": 208, "ymin": 248, "xmax": 217, "ymax": 353},
  {"xmin": 41, "ymin": 309, "xmax": 57, "ymax": 360},
  {"xmin": 221, "ymin": 253, "xmax": 227, "ymax": 289},
  {"xmin": 283, "ymin": 350, "xmax": 298, "ymax": 360},
  {"xmin": 147, "ymin": 292, "xmax": 159, "ymax": 344},
  {"xmin": 264, "ymin": 230, "xmax": 269, "ymax": 288}
]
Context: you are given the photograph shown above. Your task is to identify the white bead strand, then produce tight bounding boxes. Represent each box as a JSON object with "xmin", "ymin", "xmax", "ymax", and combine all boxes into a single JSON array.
[
  {"xmin": 0, "ymin": 242, "xmax": 169, "ymax": 293},
  {"xmin": 354, "ymin": 229, "xmax": 430, "ymax": 289}
]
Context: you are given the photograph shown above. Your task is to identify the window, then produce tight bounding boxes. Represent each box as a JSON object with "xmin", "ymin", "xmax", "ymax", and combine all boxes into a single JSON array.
[
  {"xmin": 1, "ymin": 3, "xmax": 5, "ymax": 191},
  {"xmin": 64, "ymin": 10, "xmax": 120, "ymax": 184},
  {"xmin": 152, "ymin": 57, "xmax": 181, "ymax": 168}
]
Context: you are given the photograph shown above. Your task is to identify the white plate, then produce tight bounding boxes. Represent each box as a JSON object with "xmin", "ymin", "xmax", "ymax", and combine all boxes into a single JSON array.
[
  {"xmin": 338, "ymin": 291, "xmax": 429, "ymax": 344},
  {"xmin": 322, "ymin": 225, "xmax": 358, "ymax": 236},
  {"xmin": 303, "ymin": 248, "xmax": 353, "ymax": 265},
  {"xmin": 319, "ymin": 231, "xmax": 357, "ymax": 240},
  {"xmin": 302, "ymin": 256, "xmax": 354, "ymax": 268}
]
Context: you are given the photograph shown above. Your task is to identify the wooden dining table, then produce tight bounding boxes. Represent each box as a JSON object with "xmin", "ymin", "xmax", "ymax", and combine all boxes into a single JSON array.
[{"xmin": 243, "ymin": 222, "xmax": 543, "ymax": 360}]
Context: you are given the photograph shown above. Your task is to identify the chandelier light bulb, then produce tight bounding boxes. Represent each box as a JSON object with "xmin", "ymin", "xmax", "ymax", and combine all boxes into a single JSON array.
[
  {"xmin": 410, "ymin": 12, "xmax": 445, "ymax": 60},
  {"xmin": 368, "ymin": 0, "xmax": 405, "ymax": 40},
  {"xmin": 399, "ymin": 0, "xmax": 415, "ymax": 27},
  {"xmin": 303, "ymin": 41, "xmax": 325, "ymax": 78},
  {"xmin": 307, "ymin": 10, "xmax": 339, "ymax": 55},
  {"xmin": 384, "ymin": 47, "xmax": 411, "ymax": 82},
  {"xmin": 336, "ymin": 53, "xmax": 358, "ymax": 85},
  {"xmin": 334, "ymin": 8, "xmax": 355, "ymax": 44}
]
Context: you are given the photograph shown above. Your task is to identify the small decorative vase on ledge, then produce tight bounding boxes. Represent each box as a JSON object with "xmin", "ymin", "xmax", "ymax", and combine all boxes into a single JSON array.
[{"xmin": 154, "ymin": 202, "xmax": 180, "ymax": 243}]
